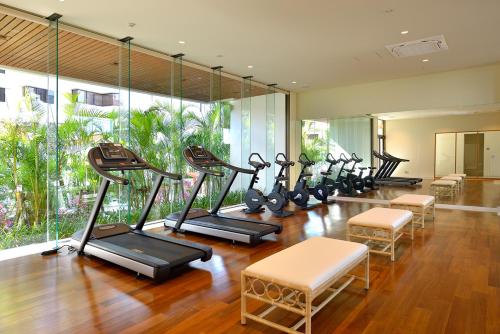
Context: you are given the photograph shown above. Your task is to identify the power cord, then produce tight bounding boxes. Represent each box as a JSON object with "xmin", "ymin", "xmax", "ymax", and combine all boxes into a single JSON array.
[{"xmin": 41, "ymin": 244, "xmax": 77, "ymax": 256}]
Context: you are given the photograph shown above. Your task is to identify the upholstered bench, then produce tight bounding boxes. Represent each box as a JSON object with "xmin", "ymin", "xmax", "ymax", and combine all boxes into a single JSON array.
[
  {"xmin": 448, "ymin": 173, "xmax": 466, "ymax": 179},
  {"xmin": 347, "ymin": 207, "xmax": 413, "ymax": 261},
  {"xmin": 441, "ymin": 175, "xmax": 463, "ymax": 191},
  {"xmin": 389, "ymin": 194, "xmax": 435, "ymax": 228},
  {"xmin": 241, "ymin": 237, "xmax": 369, "ymax": 334},
  {"xmin": 431, "ymin": 179, "xmax": 457, "ymax": 198}
]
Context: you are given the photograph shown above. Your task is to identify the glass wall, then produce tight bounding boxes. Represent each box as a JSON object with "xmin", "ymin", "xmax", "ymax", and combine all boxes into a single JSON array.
[
  {"xmin": 0, "ymin": 9, "xmax": 288, "ymax": 251},
  {"xmin": 301, "ymin": 117, "xmax": 372, "ymax": 181},
  {"xmin": 435, "ymin": 131, "xmax": 500, "ymax": 177}
]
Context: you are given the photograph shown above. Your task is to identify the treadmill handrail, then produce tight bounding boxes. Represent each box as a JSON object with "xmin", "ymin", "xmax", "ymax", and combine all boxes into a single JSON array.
[
  {"xmin": 383, "ymin": 151, "xmax": 410, "ymax": 162},
  {"xmin": 88, "ymin": 147, "xmax": 182, "ymax": 184},
  {"xmin": 88, "ymin": 149, "xmax": 130, "ymax": 185},
  {"xmin": 183, "ymin": 149, "xmax": 225, "ymax": 177},
  {"xmin": 148, "ymin": 164, "xmax": 182, "ymax": 180},
  {"xmin": 183, "ymin": 147, "xmax": 254, "ymax": 175}
]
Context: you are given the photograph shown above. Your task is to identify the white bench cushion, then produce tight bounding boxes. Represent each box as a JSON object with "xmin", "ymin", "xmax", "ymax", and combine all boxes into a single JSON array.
[
  {"xmin": 431, "ymin": 180, "xmax": 456, "ymax": 186},
  {"xmin": 441, "ymin": 176, "xmax": 462, "ymax": 182},
  {"xmin": 390, "ymin": 194, "xmax": 435, "ymax": 206},
  {"xmin": 244, "ymin": 237, "xmax": 367, "ymax": 292},
  {"xmin": 449, "ymin": 173, "xmax": 466, "ymax": 178},
  {"xmin": 347, "ymin": 207, "xmax": 412, "ymax": 230}
]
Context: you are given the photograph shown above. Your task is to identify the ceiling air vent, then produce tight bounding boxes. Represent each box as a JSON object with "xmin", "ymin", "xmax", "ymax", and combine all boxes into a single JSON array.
[{"xmin": 386, "ymin": 35, "xmax": 448, "ymax": 58}]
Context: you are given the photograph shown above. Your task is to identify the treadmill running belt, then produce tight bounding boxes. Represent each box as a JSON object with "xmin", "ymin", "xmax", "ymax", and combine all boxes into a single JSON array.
[
  {"xmin": 186, "ymin": 216, "xmax": 279, "ymax": 236},
  {"xmin": 102, "ymin": 233, "xmax": 205, "ymax": 267}
]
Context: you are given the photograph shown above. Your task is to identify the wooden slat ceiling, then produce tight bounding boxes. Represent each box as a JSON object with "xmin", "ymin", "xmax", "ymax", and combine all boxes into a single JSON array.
[{"xmin": 0, "ymin": 13, "xmax": 272, "ymax": 102}]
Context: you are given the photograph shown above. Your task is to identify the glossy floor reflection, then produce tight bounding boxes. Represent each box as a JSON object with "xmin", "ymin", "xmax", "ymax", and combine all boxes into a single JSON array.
[{"xmin": 358, "ymin": 178, "xmax": 500, "ymax": 208}]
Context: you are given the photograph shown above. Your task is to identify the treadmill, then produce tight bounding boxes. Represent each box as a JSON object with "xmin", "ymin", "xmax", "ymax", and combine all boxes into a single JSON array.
[
  {"xmin": 164, "ymin": 145, "xmax": 282, "ymax": 245},
  {"xmin": 71, "ymin": 143, "xmax": 212, "ymax": 281},
  {"xmin": 383, "ymin": 151, "xmax": 423, "ymax": 183},
  {"xmin": 372, "ymin": 150, "xmax": 419, "ymax": 186}
]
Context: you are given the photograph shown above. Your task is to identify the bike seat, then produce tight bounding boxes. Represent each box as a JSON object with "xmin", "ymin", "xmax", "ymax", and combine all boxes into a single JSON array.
[
  {"xmin": 368, "ymin": 167, "xmax": 377, "ymax": 170},
  {"xmin": 275, "ymin": 176, "xmax": 288, "ymax": 181},
  {"xmin": 302, "ymin": 173, "xmax": 313, "ymax": 177},
  {"xmin": 358, "ymin": 167, "xmax": 367, "ymax": 170},
  {"xmin": 345, "ymin": 169, "xmax": 355, "ymax": 173},
  {"xmin": 320, "ymin": 171, "xmax": 332, "ymax": 176}
]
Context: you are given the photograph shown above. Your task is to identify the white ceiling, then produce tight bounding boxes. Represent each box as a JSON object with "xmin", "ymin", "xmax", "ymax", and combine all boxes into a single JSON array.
[
  {"xmin": 2, "ymin": 0, "xmax": 500, "ymax": 91},
  {"xmin": 375, "ymin": 104, "xmax": 500, "ymax": 120}
]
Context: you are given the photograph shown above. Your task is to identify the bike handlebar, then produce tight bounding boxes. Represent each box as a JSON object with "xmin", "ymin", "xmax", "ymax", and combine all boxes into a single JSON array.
[
  {"xmin": 326, "ymin": 153, "xmax": 337, "ymax": 164},
  {"xmin": 248, "ymin": 153, "xmax": 271, "ymax": 169},
  {"xmin": 298, "ymin": 153, "xmax": 315, "ymax": 166},
  {"xmin": 275, "ymin": 153, "xmax": 295, "ymax": 167}
]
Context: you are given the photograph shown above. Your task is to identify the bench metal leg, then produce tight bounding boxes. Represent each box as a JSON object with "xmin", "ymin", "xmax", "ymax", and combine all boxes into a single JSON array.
[
  {"xmin": 241, "ymin": 272, "xmax": 247, "ymax": 325},
  {"xmin": 305, "ymin": 292, "xmax": 312, "ymax": 334},
  {"xmin": 410, "ymin": 219, "xmax": 414, "ymax": 240},
  {"xmin": 421, "ymin": 206, "xmax": 425, "ymax": 229},
  {"xmin": 432, "ymin": 202, "xmax": 436, "ymax": 220},
  {"xmin": 365, "ymin": 254, "xmax": 370, "ymax": 289},
  {"xmin": 391, "ymin": 231, "xmax": 395, "ymax": 261}
]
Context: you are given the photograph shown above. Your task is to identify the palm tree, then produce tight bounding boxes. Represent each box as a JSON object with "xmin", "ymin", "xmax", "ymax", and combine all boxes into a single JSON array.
[
  {"xmin": 18, "ymin": 92, "xmax": 47, "ymax": 226},
  {"xmin": 0, "ymin": 121, "xmax": 27, "ymax": 228},
  {"xmin": 185, "ymin": 101, "xmax": 231, "ymax": 206}
]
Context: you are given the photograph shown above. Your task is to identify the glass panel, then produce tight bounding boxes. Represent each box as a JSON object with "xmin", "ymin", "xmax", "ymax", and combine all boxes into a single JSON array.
[
  {"xmin": 46, "ymin": 17, "xmax": 58, "ymax": 245},
  {"xmin": 0, "ymin": 13, "xmax": 52, "ymax": 249},
  {"xmin": 128, "ymin": 50, "xmax": 173, "ymax": 223},
  {"xmin": 56, "ymin": 29, "xmax": 122, "ymax": 236},
  {"xmin": 224, "ymin": 75, "xmax": 245, "ymax": 204},
  {"xmin": 435, "ymin": 133, "xmax": 456, "ymax": 177},
  {"xmin": 438, "ymin": 130, "xmax": 500, "ymax": 178},
  {"xmin": 240, "ymin": 77, "xmax": 252, "ymax": 195},
  {"xmin": 208, "ymin": 66, "xmax": 225, "ymax": 209},
  {"xmin": 300, "ymin": 117, "xmax": 372, "ymax": 182},
  {"xmin": 301, "ymin": 120, "xmax": 329, "ymax": 182},
  {"xmin": 265, "ymin": 85, "xmax": 276, "ymax": 193},
  {"xmin": 169, "ymin": 55, "xmax": 185, "ymax": 212}
]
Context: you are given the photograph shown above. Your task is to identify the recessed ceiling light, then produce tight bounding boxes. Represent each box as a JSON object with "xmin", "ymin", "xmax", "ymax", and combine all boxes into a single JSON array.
[
  {"xmin": 401, "ymin": 30, "xmax": 409, "ymax": 35},
  {"xmin": 178, "ymin": 41, "xmax": 185, "ymax": 44},
  {"xmin": 422, "ymin": 58, "xmax": 429, "ymax": 62},
  {"xmin": 128, "ymin": 22, "xmax": 136, "ymax": 28},
  {"xmin": 247, "ymin": 65, "xmax": 253, "ymax": 69},
  {"xmin": 291, "ymin": 81, "xmax": 297, "ymax": 84},
  {"xmin": 59, "ymin": 0, "xmax": 65, "ymax": 2}
]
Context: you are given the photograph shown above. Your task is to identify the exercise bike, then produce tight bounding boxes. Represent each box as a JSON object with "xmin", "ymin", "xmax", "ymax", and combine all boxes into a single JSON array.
[
  {"xmin": 348, "ymin": 153, "xmax": 366, "ymax": 193},
  {"xmin": 311, "ymin": 153, "xmax": 338, "ymax": 204},
  {"xmin": 351, "ymin": 153, "xmax": 378, "ymax": 190},
  {"xmin": 288, "ymin": 153, "xmax": 321, "ymax": 209},
  {"xmin": 244, "ymin": 153, "xmax": 293, "ymax": 217},
  {"xmin": 274, "ymin": 153, "xmax": 294, "ymax": 209},
  {"xmin": 336, "ymin": 153, "xmax": 357, "ymax": 196}
]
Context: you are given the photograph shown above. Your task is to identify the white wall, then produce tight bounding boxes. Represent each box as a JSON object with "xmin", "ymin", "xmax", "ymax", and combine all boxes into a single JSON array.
[
  {"xmin": 385, "ymin": 111, "xmax": 500, "ymax": 178},
  {"xmin": 297, "ymin": 63, "xmax": 500, "ymax": 119},
  {"xmin": 483, "ymin": 131, "xmax": 500, "ymax": 177}
]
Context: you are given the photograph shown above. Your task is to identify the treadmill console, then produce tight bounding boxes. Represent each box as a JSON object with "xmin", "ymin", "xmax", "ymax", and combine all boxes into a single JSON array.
[
  {"xmin": 99, "ymin": 143, "xmax": 128, "ymax": 161},
  {"xmin": 188, "ymin": 145, "xmax": 211, "ymax": 160},
  {"xmin": 91, "ymin": 143, "xmax": 146, "ymax": 170}
]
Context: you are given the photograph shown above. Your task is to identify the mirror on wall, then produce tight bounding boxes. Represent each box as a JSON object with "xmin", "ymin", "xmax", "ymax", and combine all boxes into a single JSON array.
[{"xmin": 435, "ymin": 130, "xmax": 500, "ymax": 178}]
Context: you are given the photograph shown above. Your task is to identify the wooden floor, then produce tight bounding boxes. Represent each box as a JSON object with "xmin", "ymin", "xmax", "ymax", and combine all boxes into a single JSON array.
[
  {"xmin": 359, "ymin": 178, "xmax": 500, "ymax": 207},
  {"xmin": 0, "ymin": 185, "xmax": 499, "ymax": 333}
]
